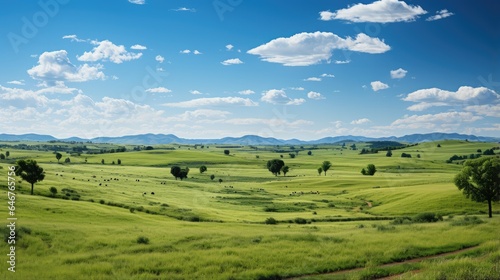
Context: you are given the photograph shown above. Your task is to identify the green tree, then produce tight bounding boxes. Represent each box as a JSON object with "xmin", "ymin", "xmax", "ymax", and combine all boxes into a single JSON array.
[
  {"xmin": 171, "ymin": 166, "xmax": 181, "ymax": 180},
  {"xmin": 281, "ymin": 165, "xmax": 289, "ymax": 176},
  {"xmin": 5, "ymin": 151, "xmax": 9, "ymax": 158},
  {"xmin": 15, "ymin": 159, "xmax": 45, "ymax": 195},
  {"xmin": 101, "ymin": 159, "xmax": 105, "ymax": 164},
  {"xmin": 454, "ymin": 157, "xmax": 500, "ymax": 218},
  {"xmin": 199, "ymin": 165, "xmax": 207, "ymax": 173},
  {"xmin": 49, "ymin": 187, "xmax": 57, "ymax": 197},
  {"xmin": 117, "ymin": 159, "xmax": 121, "ymax": 165},
  {"xmin": 0, "ymin": 154, "xmax": 4, "ymax": 160},
  {"xmin": 307, "ymin": 151, "xmax": 312, "ymax": 156},
  {"xmin": 178, "ymin": 167, "xmax": 189, "ymax": 180},
  {"xmin": 366, "ymin": 164, "xmax": 377, "ymax": 176},
  {"xmin": 56, "ymin": 152, "xmax": 62, "ymax": 163},
  {"xmin": 219, "ymin": 178, "xmax": 223, "ymax": 184},
  {"xmin": 267, "ymin": 159, "xmax": 285, "ymax": 176},
  {"xmin": 386, "ymin": 149, "xmax": 392, "ymax": 157},
  {"xmin": 321, "ymin": 161, "xmax": 332, "ymax": 176},
  {"xmin": 317, "ymin": 167, "xmax": 322, "ymax": 175},
  {"xmin": 224, "ymin": 150, "xmax": 230, "ymax": 155},
  {"xmin": 64, "ymin": 157, "xmax": 70, "ymax": 164},
  {"xmin": 210, "ymin": 174, "xmax": 215, "ymax": 181}
]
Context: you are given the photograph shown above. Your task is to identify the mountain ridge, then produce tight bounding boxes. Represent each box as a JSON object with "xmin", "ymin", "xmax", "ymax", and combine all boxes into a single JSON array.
[{"xmin": 0, "ymin": 132, "xmax": 498, "ymax": 145}]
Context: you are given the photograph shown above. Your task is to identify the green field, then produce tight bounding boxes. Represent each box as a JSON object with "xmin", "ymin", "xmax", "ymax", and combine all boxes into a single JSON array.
[{"xmin": 0, "ymin": 140, "xmax": 499, "ymax": 279}]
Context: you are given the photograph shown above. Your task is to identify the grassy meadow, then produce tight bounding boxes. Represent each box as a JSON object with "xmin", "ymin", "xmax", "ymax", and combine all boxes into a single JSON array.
[{"xmin": 0, "ymin": 140, "xmax": 499, "ymax": 279}]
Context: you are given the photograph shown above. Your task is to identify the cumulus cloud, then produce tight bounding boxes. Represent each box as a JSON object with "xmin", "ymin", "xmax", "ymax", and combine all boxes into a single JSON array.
[
  {"xmin": 307, "ymin": 91, "xmax": 325, "ymax": 100},
  {"xmin": 321, "ymin": 73, "xmax": 335, "ymax": 78},
  {"xmin": 403, "ymin": 86, "xmax": 500, "ymax": 110},
  {"xmin": 7, "ymin": 80, "xmax": 25, "ymax": 85},
  {"xmin": 180, "ymin": 49, "xmax": 191, "ymax": 54},
  {"xmin": 238, "ymin": 89, "xmax": 255, "ymax": 95},
  {"xmin": 221, "ymin": 58, "xmax": 243, "ymax": 65},
  {"xmin": 247, "ymin": 32, "xmax": 390, "ymax": 66},
  {"xmin": 78, "ymin": 40, "xmax": 143, "ymax": 63},
  {"xmin": 131, "ymin": 44, "xmax": 147, "ymax": 50},
  {"xmin": 390, "ymin": 68, "xmax": 407, "ymax": 79},
  {"xmin": 226, "ymin": 44, "xmax": 234, "ymax": 51},
  {"xmin": 261, "ymin": 89, "xmax": 305, "ymax": 105},
  {"xmin": 129, "ymin": 0, "xmax": 145, "ymax": 4},
  {"xmin": 190, "ymin": 90, "xmax": 203, "ymax": 95},
  {"xmin": 145, "ymin": 87, "xmax": 172, "ymax": 93},
  {"xmin": 426, "ymin": 9, "xmax": 454, "ymax": 21},
  {"xmin": 193, "ymin": 50, "xmax": 202, "ymax": 55},
  {"xmin": 163, "ymin": 97, "xmax": 258, "ymax": 108},
  {"xmin": 28, "ymin": 50, "xmax": 105, "ymax": 84},
  {"xmin": 155, "ymin": 55, "xmax": 165, "ymax": 63},
  {"xmin": 465, "ymin": 104, "xmax": 500, "ymax": 118},
  {"xmin": 351, "ymin": 118, "xmax": 371, "ymax": 125},
  {"xmin": 320, "ymin": 0, "xmax": 427, "ymax": 23},
  {"xmin": 304, "ymin": 77, "xmax": 322, "ymax": 82},
  {"xmin": 335, "ymin": 60, "xmax": 351, "ymax": 64},
  {"xmin": 391, "ymin": 112, "xmax": 482, "ymax": 128},
  {"xmin": 291, "ymin": 87, "xmax": 305, "ymax": 91},
  {"xmin": 62, "ymin": 34, "xmax": 86, "ymax": 42},
  {"xmin": 371, "ymin": 81, "xmax": 389, "ymax": 91}
]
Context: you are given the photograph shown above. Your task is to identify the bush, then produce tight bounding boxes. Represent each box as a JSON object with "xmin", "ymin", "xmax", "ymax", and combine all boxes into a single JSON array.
[
  {"xmin": 99, "ymin": 199, "xmax": 105, "ymax": 204},
  {"xmin": 391, "ymin": 217, "xmax": 413, "ymax": 225},
  {"xmin": 129, "ymin": 208, "xmax": 135, "ymax": 213},
  {"xmin": 294, "ymin": 217, "xmax": 307, "ymax": 224},
  {"xmin": 451, "ymin": 216, "xmax": 484, "ymax": 226},
  {"xmin": 136, "ymin": 236, "xmax": 150, "ymax": 244},
  {"xmin": 49, "ymin": 187, "xmax": 57, "ymax": 197},
  {"xmin": 413, "ymin": 212, "xmax": 442, "ymax": 223},
  {"xmin": 265, "ymin": 217, "xmax": 277, "ymax": 224}
]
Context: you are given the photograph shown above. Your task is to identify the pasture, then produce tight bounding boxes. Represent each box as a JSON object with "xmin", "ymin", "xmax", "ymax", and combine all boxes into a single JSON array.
[{"xmin": 0, "ymin": 140, "xmax": 498, "ymax": 279}]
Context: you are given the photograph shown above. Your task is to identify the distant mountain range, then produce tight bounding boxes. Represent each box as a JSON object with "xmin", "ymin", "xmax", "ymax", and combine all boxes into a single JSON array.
[{"xmin": 0, "ymin": 132, "xmax": 498, "ymax": 145}]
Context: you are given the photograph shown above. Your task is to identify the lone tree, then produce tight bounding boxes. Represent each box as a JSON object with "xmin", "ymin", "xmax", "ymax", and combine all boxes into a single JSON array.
[
  {"xmin": 49, "ymin": 187, "xmax": 57, "ymax": 197},
  {"xmin": 101, "ymin": 159, "xmax": 105, "ymax": 164},
  {"xmin": 386, "ymin": 149, "xmax": 392, "ymax": 157},
  {"xmin": 55, "ymin": 152, "xmax": 62, "ymax": 163},
  {"xmin": 199, "ymin": 165, "xmax": 207, "ymax": 173},
  {"xmin": 117, "ymin": 159, "xmax": 121, "ymax": 165},
  {"xmin": 281, "ymin": 165, "xmax": 289, "ymax": 176},
  {"xmin": 0, "ymin": 154, "xmax": 4, "ymax": 160},
  {"xmin": 171, "ymin": 166, "xmax": 181, "ymax": 180},
  {"xmin": 365, "ymin": 164, "xmax": 377, "ymax": 176},
  {"xmin": 454, "ymin": 157, "xmax": 500, "ymax": 218},
  {"xmin": 224, "ymin": 149, "xmax": 230, "ymax": 155},
  {"xmin": 321, "ymin": 161, "xmax": 332, "ymax": 176},
  {"xmin": 15, "ymin": 159, "xmax": 45, "ymax": 195},
  {"xmin": 64, "ymin": 157, "xmax": 70, "ymax": 164},
  {"xmin": 267, "ymin": 159, "xmax": 285, "ymax": 176},
  {"xmin": 210, "ymin": 174, "xmax": 215, "ymax": 181},
  {"xmin": 5, "ymin": 151, "xmax": 9, "ymax": 158},
  {"xmin": 317, "ymin": 167, "xmax": 323, "ymax": 175}
]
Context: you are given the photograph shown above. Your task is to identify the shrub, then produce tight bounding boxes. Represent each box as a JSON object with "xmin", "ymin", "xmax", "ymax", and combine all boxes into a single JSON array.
[
  {"xmin": 391, "ymin": 217, "xmax": 413, "ymax": 225},
  {"xmin": 451, "ymin": 216, "xmax": 484, "ymax": 226},
  {"xmin": 294, "ymin": 217, "xmax": 307, "ymax": 224},
  {"xmin": 136, "ymin": 236, "xmax": 150, "ymax": 244},
  {"xmin": 49, "ymin": 187, "xmax": 57, "ymax": 197},
  {"xmin": 99, "ymin": 199, "xmax": 105, "ymax": 204},
  {"xmin": 413, "ymin": 212, "xmax": 442, "ymax": 223},
  {"xmin": 224, "ymin": 149, "xmax": 230, "ymax": 155},
  {"xmin": 265, "ymin": 217, "xmax": 277, "ymax": 224},
  {"xmin": 129, "ymin": 208, "xmax": 135, "ymax": 213}
]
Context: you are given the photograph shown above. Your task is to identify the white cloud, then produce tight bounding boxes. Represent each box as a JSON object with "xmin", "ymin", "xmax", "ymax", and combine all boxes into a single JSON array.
[
  {"xmin": 172, "ymin": 109, "xmax": 231, "ymax": 121},
  {"xmin": 390, "ymin": 68, "xmax": 407, "ymax": 79},
  {"xmin": 304, "ymin": 77, "xmax": 322, "ymax": 82},
  {"xmin": 321, "ymin": 73, "xmax": 335, "ymax": 78},
  {"xmin": 155, "ymin": 55, "xmax": 165, "ymax": 63},
  {"xmin": 426, "ymin": 9, "xmax": 454, "ymax": 21},
  {"xmin": 62, "ymin": 34, "xmax": 86, "ymax": 42},
  {"xmin": 238, "ymin": 89, "xmax": 255, "ymax": 95},
  {"xmin": 321, "ymin": 0, "xmax": 427, "ymax": 23},
  {"xmin": 145, "ymin": 87, "xmax": 172, "ymax": 93},
  {"xmin": 351, "ymin": 118, "xmax": 371, "ymax": 125},
  {"xmin": 129, "ymin": 0, "xmax": 145, "ymax": 4},
  {"xmin": 131, "ymin": 44, "xmax": 147, "ymax": 50},
  {"xmin": 172, "ymin": 7, "xmax": 196, "ymax": 12},
  {"xmin": 247, "ymin": 31, "xmax": 390, "ymax": 66},
  {"xmin": 224, "ymin": 118, "xmax": 313, "ymax": 127},
  {"xmin": 28, "ymin": 50, "xmax": 105, "ymax": 84},
  {"xmin": 221, "ymin": 58, "xmax": 243, "ymax": 65},
  {"xmin": 465, "ymin": 104, "xmax": 500, "ymax": 118},
  {"xmin": 163, "ymin": 97, "xmax": 258, "ymax": 108},
  {"xmin": 334, "ymin": 60, "xmax": 351, "ymax": 64},
  {"xmin": 371, "ymin": 81, "xmax": 389, "ymax": 91},
  {"xmin": 193, "ymin": 50, "xmax": 202, "ymax": 55},
  {"xmin": 7, "ymin": 80, "xmax": 25, "ymax": 85},
  {"xmin": 190, "ymin": 90, "xmax": 203, "ymax": 95},
  {"xmin": 78, "ymin": 40, "xmax": 143, "ymax": 64},
  {"xmin": 403, "ymin": 86, "xmax": 499, "ymax": 110},
  {"xmin": 180, "ymin": 49, "xmax": 191, "ymax": 54},
  {"xmin": 291, "ymin": 87, "xmax": 305, "ymax": 91},
  {"xmin": 261, "ymin": 89, "xmax": 305, "ymax": 105},
  {"xmin": 307, "ymin": 91, "xmax": 325, "ymax": 100},
  {"xmin": 391, "ymin": 112, "xmax": 482, "ymax": 128},
  {"xmin": 226, "ymin": 44, "xmax": 234, "ymax": 51}
]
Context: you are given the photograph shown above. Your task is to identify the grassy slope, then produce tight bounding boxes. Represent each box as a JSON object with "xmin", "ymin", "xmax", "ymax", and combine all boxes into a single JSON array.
[{"xmin": 0, "ymin": 140, "xmax": 498, "ymax": 279}]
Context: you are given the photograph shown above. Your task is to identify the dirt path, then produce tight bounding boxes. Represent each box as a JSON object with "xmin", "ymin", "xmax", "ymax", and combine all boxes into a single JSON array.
[{"xmin": 286, "ymin": 245, "xmax": 478, "ymax": 280}]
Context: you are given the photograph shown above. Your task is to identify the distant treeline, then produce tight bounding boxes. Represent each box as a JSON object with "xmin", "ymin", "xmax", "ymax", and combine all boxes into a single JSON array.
[{"xmin": 359, "ymin": 141, "xmax": 417, "ymax": 155}]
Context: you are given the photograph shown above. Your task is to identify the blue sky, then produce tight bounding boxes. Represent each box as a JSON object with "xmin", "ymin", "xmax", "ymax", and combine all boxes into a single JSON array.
[{"xmin": 0, "ymin": 0, "xmax": 498, "ymax": 140}]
